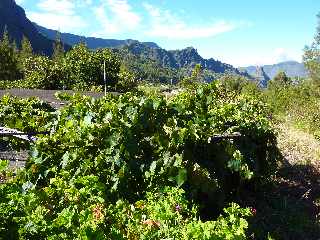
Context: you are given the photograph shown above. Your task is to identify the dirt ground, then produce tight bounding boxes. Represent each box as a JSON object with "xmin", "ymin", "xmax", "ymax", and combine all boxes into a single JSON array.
[{"xmin": 243, "ymin": 122, "xmax": 320, "ymax": 240}]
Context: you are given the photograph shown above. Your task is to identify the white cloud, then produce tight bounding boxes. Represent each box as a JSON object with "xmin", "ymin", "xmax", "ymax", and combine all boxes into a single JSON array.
[
  {"xmin": 272, "ymin": 48, "xmax": 296, "ymax": 63},
  {"xmin": 93, "ymin": 0, "xmax": 141, "ymax": 37},
  {"xmin": 107, "ymin": 0, "xmax": 141, "ymax": 30},
  {"xmin": 84, "ymin": 0, "xmax": 93, "ymax": 6},
  {"xmin": 15, "ymin": 0, "xmax": 24, "ymax": 4},
  {"xmin": 37, "ymin": 0, "xmax": 75, "ymax": 15},
  {"xmin": 254, "ymin": 48, "xmax": 301, "ymax": 66},
  {"xmin": 143, "ymin": 3, "xmax": 244, "ymax": 39},
  {"xmin": 28, "ymin": 12, "xmax": 87, "ymax": 32},
  {"xmin": 26, "ymin": 0, "xmax": 87, "ymax": 33}
]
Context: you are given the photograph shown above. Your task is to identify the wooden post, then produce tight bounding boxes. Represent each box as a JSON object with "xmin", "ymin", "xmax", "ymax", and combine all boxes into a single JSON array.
[{"xmin": 104, "ymin": 60, "xmax": 107, "ymax": 96}]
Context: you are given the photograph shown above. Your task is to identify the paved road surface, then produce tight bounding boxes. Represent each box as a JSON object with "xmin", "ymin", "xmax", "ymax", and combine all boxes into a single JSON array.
[{"xmin": 0, "ymin": 89, "xmax": 106, "ymax": 108}]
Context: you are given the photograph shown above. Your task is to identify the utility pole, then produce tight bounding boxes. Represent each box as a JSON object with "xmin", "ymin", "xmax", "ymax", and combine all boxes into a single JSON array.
[{"xmin": 104, "ymin": 60, "xmax": 106, "ymax": 96}]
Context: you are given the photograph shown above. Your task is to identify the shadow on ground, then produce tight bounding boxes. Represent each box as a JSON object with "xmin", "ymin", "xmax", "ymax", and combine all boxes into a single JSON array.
[{"xmin": 241, "ymin": 159, "xmax": 320, "ymax": 240}]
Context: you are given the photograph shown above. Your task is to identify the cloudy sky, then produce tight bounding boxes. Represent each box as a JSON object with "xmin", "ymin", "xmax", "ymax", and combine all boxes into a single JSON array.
[{"xmin": 16, "ymin": 0, "xmax": 320, "ymax": 67}]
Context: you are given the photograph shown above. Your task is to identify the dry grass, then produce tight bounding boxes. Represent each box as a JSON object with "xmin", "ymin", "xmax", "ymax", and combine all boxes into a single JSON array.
[
  {"xmin": 276, "ymin": 121, "xmax": 320, "ymax": 167},
  {"xmin": 242, "ymin": 121, "xmax": 320, "ymax": 239}
]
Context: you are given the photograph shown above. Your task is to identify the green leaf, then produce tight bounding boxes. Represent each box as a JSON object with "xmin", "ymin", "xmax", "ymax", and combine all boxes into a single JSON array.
[
  {"xmin": 61, "ymin": 151, "xmax": 70, "ymax": 169},
  {"xmin": 0, "ymin": 160, "xmax": 9, "ymax": 172},
  {"xmin": 176, "ymin": 168, "xmax": 187, "ymax": 187},
  {"xmin": 83, "ymin": 114, "xmax": 93, "ymax": 126}
]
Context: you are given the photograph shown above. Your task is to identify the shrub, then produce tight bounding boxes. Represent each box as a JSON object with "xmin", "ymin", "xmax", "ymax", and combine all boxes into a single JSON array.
[
  {"xmin": 0, "ymin": 84, "xmax": 276, "ymax": 238},
  {"xmin": 266, "ymin": 78, "xmax": 320, "ymax": 139},
  {"xmin": 0, "ymin": 95, "xmax": 55, "ymax": 151},
  {"xmin": 217, "ymin": 75, "xmax": 262, "ymax": 98},
  {"xmin": 64, "ymin": 44, "xmax": 121, "ymax": 90},
  {"xmin": 116, "ymin": 66, "xmax": 138, "ymax": 92},
  {"xmin": 0, "ymin": 95, "xmax": 55, "ymax": 132},
  {"xmin": 23, "ymin": 56, "xmax": 65, "ymax": 89}
]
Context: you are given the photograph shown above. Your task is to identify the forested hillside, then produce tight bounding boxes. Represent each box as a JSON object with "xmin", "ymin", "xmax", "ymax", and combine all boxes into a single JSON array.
[
  {"xmin": 34, "ymin": 23, "xmax": 159, "ymax": 50},
  {"xmin": 0, "ymin": 0, "xmax": 68, "ymax": 55}
]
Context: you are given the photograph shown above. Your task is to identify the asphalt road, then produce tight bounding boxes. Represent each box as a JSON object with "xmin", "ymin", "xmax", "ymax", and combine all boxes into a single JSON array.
[{"xmin": 0, "ymin": 89, "xmax": 106, "ymax": 108}]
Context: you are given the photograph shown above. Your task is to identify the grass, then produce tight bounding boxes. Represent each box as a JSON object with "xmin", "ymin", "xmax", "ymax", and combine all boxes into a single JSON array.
[{"xmin": 276, "ymin": 121, "xmax": 320, "ymax": 166}]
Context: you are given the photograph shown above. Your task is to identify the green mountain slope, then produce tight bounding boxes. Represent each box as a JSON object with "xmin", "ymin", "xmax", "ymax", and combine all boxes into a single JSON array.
[{"xmin": 0, "ymin": 0, "xmax": 60, "ymax": 55}]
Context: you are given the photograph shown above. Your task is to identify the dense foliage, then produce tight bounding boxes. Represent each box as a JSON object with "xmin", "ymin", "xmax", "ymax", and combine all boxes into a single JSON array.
[
  {"xmin": 0, "ymin": 32, "xmax": 123, "ymax": 91},
  {"xmin": 23, "ymin": 55, "xmax": 65, "ymax": 89},
  {"xmin": 113, "ymin": 48, "xmax": 180, "ymax": 84},
  {"xmin": 266, "ymin": 77, "xmax": 320, "ymax": 139},
  {"xmin": 63, "ymin": 44, "xmax": 121, "ymax": 90},
  {"xmin": 0, "ymin": 95, "xmax": 54, "ymax": 132},
  {"xmin": 0, "ymin": 83, "xmax": 277, "ymax": 239},
  {"xmin": 22, "ymin": 44, "xmax": 121, "ymax": 91},
  {"xmin": 0, "ymin": 95, "xmax": 55, "ymax": 151},
  {"xmin": 0, "ymin": 29, "xmax": 21, "ymax": 80}
]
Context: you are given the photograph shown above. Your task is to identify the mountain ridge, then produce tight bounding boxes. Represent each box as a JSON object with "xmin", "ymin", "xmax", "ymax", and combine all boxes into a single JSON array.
[
  {"xmin": 0, "ymin": 0, "xmax": 62, "ymax": 55},
  {"xmin": 0, "ymin": 0, "xmax": 275, "ymax": 83},
  {"xmin": 35, "ymin": 24, "xmax": 247, "ymax": 81},
  {"xmin": 123, "ymin": 42, "xmax": 243, "ymax": 75},
  {"xmin": 34, "ymin": 23, "xmax": 160, "ymax": 50},
  {"xmin": 242, "ymin": 61, "xmax": 308, "ymax": 79}
]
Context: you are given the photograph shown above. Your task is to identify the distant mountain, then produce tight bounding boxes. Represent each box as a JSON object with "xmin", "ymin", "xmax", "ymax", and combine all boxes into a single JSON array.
[
  {"xmin": 35, "ymin": 23, "xmax": 247, "ymax": 82},
  {"xmin": 1, "ymin": 1, "xmax": 249, "ymax": 83},
  {"xmin": 122, "ymin": 42, "xmax": 248, "ymax": 81},
  {"xmin": 34, "ymin": 23, "xmax": 159, "ymax": 49},
  {"xmin": 112, "ymin": 47, "xmax": 180, "ymax": 84},
  {"xmin": 241, "ymin": 61, "xmax": 308, "ymax": 86},
  {"xmin": 110, "ymin": 42, "xmax": 250, "ymax": 84},
  {"xmin": 0, "ymin": 0, "xmax": 62, "ymax": 55}
]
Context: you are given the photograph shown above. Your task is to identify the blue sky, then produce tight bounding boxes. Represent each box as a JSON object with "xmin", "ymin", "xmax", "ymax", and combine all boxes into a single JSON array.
[{"xmin": 16, "ymin": 0, "xmax": 320, "ymax": 66}]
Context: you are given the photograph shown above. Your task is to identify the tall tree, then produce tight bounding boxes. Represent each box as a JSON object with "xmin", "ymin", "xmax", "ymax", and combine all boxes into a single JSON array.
[
  {"xmin": 52, "ymin": 31, "xmax": 64, "ymax": 61},
  {"xmin": 18, "ymin": 35, "xmax": 33, "ymax": 72},
  {"xmin": 20, "ymin": 35, "xmax": 33, "ymax": 59},
  {"xmin": 303, "ymin": 13, "xmax": 320, "ymax": 85},
  {"xmin": 179, "ymin": 64, "xmax": 203, "ymax": 89},
  {"xmin": 0, "ymin": 26, "xmax": 10, "ymax": 47},
  {"xmin": 0, "ymin": 27, "xmax": 20, "ymax": 80}
]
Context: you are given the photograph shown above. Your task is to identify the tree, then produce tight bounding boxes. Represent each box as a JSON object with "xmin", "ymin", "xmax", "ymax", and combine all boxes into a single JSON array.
[
  {"xmin": 218, "ymin": 74, "xmax": 260, "ymax": 93},
  {"xmin": 273, "ymin": 71, "xmax": 291, "ymax": 85},
  {"xmin": 52, "ymin": 31, "xmax": 64, "ymax": 61},
  {"xmin": 116, "ymin": 65, "xmax": 137, "ymax": 92},
  {"xmin": 267, "ymin": 71, "xmax": 292, "ymax": 90},
  {"xmin": 20, "ymin": 36, "xmax": 33, "ymax": 58},
  {"xmin": 18, "ymin": 35, "xmax": 33, "ymax": 73},
  {"xmin": 303, "ymin": 13, "xmax": 320, "ymax": 86},
  {"xmin": 0, "ymin": 27, "xmax": 20, "ymax": 80},
  {"xmin": 23, "ymin": 55, "xmax": 65, "ymax": 89},
  {"xmin": 179, "ymin": 64, "xmax": 203, "ymax": 89},
  {"xmin": 64, "ymin": 44, "xmax": 121, "ymax": 90}
]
